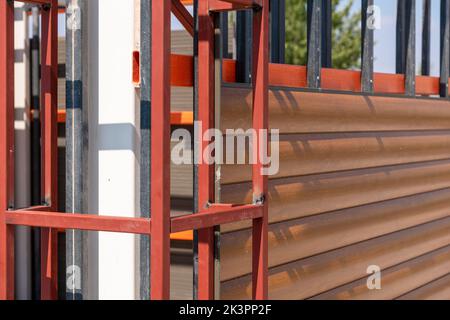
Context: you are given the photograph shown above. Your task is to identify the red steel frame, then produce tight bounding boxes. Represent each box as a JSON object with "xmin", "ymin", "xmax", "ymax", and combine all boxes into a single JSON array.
[
  {"xmin": 196, "ymin": 0, "xmax": 268, "ymax": 300},
  {"xmin": 0, "ymin": 0, "xmax": 269, "ymax": 300}
]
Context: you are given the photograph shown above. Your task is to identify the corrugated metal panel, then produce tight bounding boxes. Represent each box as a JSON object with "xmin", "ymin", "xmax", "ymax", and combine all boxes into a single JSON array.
[
  {"xmin": 171, "ymin": 29, "xmax": 193, "ymax": 55},
  {"xmin": 171, "ymin": 139, "xmax": 193, "ymax": 198},
  {"xmin": 221, "ymin": 160, "xmax": 450, "ymax": 231},
  {"xmin": 220, "ymin": 86, "xmax": 450, "ymax": 133},
  {"xmin": 170, "ymin": 240, "xmax": 193, "ymax": 300},
  {"xmin": 221, "ymin": 217, "xmax": 450, "ymax": 299},
  {"xmin": 220, "ymin": 188, "xmax": 450, "ymax": 281},
  {"xmin": 219, "ymin": 86, "xmax": 450, "ymax": 300},
  {"xmin": 221, "ymin": 133, "xmax": 450, "ymax": 184},
  {"xmin": 397, "ymin": 273, "xmax": 450, "ymax": 300},
  {"xmin": 312, "ymin": 246, "xmax": 450, "ymax": 300},
  {"xmin": 171, "ymin": 87, "xmax": 193, "ymax": 112}
]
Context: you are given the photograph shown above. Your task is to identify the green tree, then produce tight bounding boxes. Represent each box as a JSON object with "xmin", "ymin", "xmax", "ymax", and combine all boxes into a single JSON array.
[{"xmin": 285, "ymin": 0, "xmax": 361, "ymax": 69}]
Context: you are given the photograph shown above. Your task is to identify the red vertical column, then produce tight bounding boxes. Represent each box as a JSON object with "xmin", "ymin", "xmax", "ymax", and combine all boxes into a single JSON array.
[
  {"xmin": 150, "ymin": 0, "xmax": 171, "ymax": 300},
  {"xmin": 40, "ymin": 0, "xmax": 59, "ymax": 300},
  {"xmin": 197, "ymin": 0, "xmax": 216, "ymax": 300},
  {"xmin": 0, "ymin": 0, "xmax": 15, "ymax": 300},
  {"xmin": 252, "ymin": 0, "xmax": 269, "ymax": 300}
]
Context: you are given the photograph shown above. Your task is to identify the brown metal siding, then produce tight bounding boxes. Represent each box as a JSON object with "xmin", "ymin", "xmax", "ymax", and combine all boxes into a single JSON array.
[
  {"xmin": 58, "ymin": 29, "xmax": 450, "ymax": 299},
  {"xmin": 221, "ymin": 217, "xmax": 450, "ymax": 299},
  {"xmin": 397, "ymin": 273, "xmax": 450, "ymax": 300},
  {"xmin": 220, "ymin": 87, "xmax": 450, "ymax": 133},
  {"xmin": 312, "ymin": 246, "xmax": 450, "ymax": 300},
  {"xmin": 219, "ymin": 86, "xmax": 450, "ymax": 299}
]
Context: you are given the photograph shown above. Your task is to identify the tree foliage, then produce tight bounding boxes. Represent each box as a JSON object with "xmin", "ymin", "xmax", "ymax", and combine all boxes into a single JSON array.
[{"xmin": 285, "ymin": 0, "xmax": 361, "ymax": 69}]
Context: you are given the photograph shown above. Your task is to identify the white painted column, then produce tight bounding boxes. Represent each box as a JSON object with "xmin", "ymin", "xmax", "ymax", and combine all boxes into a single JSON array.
[
  {"xmin": 14, "ymin": 3, "xmax": 31, "ymax": 300},
  {"xmin": 87, "ymin": 0, "xmax": 138, "ymax": 300}
]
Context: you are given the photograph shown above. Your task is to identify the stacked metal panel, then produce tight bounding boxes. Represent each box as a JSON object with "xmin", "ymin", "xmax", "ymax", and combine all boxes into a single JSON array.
[{"xmin": 219, "ymin": 87, "xmax": 450, "ymax": 299}]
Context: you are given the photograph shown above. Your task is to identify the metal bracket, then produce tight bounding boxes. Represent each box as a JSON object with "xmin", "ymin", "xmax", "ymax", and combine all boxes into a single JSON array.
[
  {"xmin": 42, "ymin": 3, "xmax": 51, "ymax": 11},
  {"xmin": 205, "ymin": 201, "xmax": 213, "ymax": 209},
  {"xmin": 253, "ymin": 194, "xmax": 265, "ymax": 206}
]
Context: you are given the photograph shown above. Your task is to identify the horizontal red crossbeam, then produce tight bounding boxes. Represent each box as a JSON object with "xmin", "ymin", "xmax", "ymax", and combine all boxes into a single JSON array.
[
  {"xmin": 209, "ymin": 0, "xmax": 262, "ymax": 11},
  {"xmin": 16, "ymin": 0, "xmax": 52, "ymax": 5},
  {"xmin": 223, "ymin": 0, "xmax": 262, "ymax": 4},
  {"xmin": 6, "ymin": 211, "xmax": 151, "ymax": 235},
  {"xmin": 56, "ymin": 55, "xmax": 444, "ymax": 126},
  {"xmin": 21, "ymin": 205, "xmax": 52, "ymax": 212},
  {"xmin": 170, "ymin": 54, "xmax": 444, "ymax": 96},
  {"xmin": 6, "ymin": 204, "xmax": 262, "ymax": 236},
  {"xmin": 171, "ymin": 204, "xmax": 263, "ymax": 233}
]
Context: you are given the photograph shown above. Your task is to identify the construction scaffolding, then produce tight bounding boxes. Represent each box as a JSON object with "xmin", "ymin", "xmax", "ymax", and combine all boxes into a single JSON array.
[
  {"xmin": 0, "ymin": 0, "xmax": 269, "ymax": 300},
  {"xmin": 2, "ymin": 0, "xmax": 450, "ymax": 301}
]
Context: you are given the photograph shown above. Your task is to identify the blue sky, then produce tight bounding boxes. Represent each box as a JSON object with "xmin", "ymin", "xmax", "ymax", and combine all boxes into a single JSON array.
[
  {"xmin": 55, "ymin": 0, "xmax": 441, "ymax": 76},
  {"xmin": 169, "ymin": 1, "xmax": 441, "ymax": 75},
  {"xmin": 373, "ymin": 0, "xmax": 440, "ymax": 75},
  {"xmin": 333, "ymin": 0, "xmax": 440, "ymax": 75}
]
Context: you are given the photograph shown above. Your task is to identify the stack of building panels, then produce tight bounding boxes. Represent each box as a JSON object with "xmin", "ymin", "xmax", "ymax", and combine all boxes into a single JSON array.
[{"xmin": 219, "ymin": 86, "xmax": 450, "ymax": 299}]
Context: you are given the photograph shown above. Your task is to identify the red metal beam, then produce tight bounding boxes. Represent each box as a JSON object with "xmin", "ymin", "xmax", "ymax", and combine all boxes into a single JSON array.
[
  {"xmin": 22, "ymin": 205, "xmax": 52, "ymax": 212},
  {"xmin": 197, "ymin": 0, "xmax": 216, "ymax": 300},
  {"xmin": 171, "ymin": 204, "xmax": 263, "ymax": 233},
  {"xmin": 150, "ymin": 0, "xmax": 171, "ymax": 300},
  {"xmin": 16, "ymin": 0, "xmax": 52, "ymax": 4},
  {"xmin": 6, "ymin": 205, "xmax": 263, "ymax": 238},
  {"xmin": 6, "ymin": 211, "xmax": 152, "ymax": 235},
  {"xmin": 209, "ymin": 0, "xmax": 262, "ymax": 11},
  {"xmin": 41, "ymin": 0, "xmax": 58, "ymax": 211},
  {"xmin": 0, "ymin": 0, "xmax": 15, "ymax": 300},
  {"xmin": 170, "ymin": 55, "xmax": 444, "ymax": 96},
  {"xmin": 251, "ymin": 0, "xmax": 269, "ymax": 300},
  {"xmin": 171, "ymin": 54, "xmax": 236, "ymax": 86},
  {"xmin": 40, "ymin": 0, "xmax": 59, "ymax": 300},
  {"xmin": 41, "ymin": 228, "xmax": 57, "ymax": 299},
  {"xmin": 26, "ymin": 7, "xmax": 67, "ymax": 15},
  {"xmin": 171, "ymin": 0, "xmax": 194, "ymax": 37}
]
